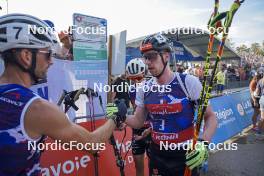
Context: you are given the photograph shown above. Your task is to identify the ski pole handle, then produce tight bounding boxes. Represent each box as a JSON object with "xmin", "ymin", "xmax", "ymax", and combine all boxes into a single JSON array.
[{"xmin": 73, "ymin": 88, "xmax": 85, "ymax": 101}]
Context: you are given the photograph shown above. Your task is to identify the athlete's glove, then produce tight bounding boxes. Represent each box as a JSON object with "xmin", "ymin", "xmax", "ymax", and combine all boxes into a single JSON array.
[
  {"xmin": 185, "ymin": 140, "xmax": 209, "ymax": 170},
  {"xmin": 106, "ymin": 99, "xmax": 127, "ymax": 128}
]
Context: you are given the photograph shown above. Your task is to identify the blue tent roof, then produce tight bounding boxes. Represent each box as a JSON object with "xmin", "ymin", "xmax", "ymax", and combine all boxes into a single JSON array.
[{"xmin": 172, "ymin": 41, "xmax": 204, "ymax": 61}]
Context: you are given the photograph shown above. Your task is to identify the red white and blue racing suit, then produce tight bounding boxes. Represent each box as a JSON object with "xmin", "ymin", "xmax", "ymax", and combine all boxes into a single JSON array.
[
  {"xmin": 135, "ymin": 73, "xmax": 202, "ymax": 176},
  {"xmin": 0, "ymin": 84, "xmax": 44, "ymax": 176}
]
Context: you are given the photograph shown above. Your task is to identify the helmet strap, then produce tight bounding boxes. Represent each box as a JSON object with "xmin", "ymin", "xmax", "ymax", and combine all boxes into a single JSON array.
[
  {"xmin": 154, "ymin": 53, "xmax": 167, "ymax": 79},
  {"xmin": 29, "ymin": 50, "xmax": 40, "ymax": 84}
]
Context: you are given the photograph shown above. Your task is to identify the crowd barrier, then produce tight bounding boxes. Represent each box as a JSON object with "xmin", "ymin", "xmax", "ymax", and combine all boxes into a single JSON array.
[{"xmin": 210, "ymin": 89, "xmax": 253, "ymax": 144}]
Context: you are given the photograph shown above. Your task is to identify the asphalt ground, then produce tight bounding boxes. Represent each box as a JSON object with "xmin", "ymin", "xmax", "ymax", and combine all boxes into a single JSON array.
[{"xmin": 204, "ymin": 127, "xmax": 264, "ymax": 176}]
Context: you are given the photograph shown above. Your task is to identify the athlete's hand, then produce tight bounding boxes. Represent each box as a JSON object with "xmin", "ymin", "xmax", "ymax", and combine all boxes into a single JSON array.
[
  {"xmin": 134, "ymin": 127, "xmax": 151, "ymax": 141},
  {"xmin": 106, "ymin": 103, "xmax": 118, "ymax": 118},
  {"xmin": 106, "ymin": 99, "xmax": 127, "ymax": 128},
  {"xmin": 185, "ymin": 140, "xmax": 209, "ymax": 170}
]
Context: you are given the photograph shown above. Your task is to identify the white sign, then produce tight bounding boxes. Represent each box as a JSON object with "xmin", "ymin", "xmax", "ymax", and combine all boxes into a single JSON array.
[
  {"xmin": 111, "ymin": 30, "xmax": 127, "ymax": 75},
  {"xmin": 73, "ymin": 13, "xmax": 107, "ymax": 43}
]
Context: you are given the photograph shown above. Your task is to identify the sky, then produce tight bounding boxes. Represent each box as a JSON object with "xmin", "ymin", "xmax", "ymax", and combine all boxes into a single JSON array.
[{"xmin": 0, "ymin": 0, "xmax": 263, "ymax": 47}]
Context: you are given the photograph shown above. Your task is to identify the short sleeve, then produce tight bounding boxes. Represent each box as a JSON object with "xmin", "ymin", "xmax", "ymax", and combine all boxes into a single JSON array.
[{"xmin": 185, "ymin": 75, "xmax": 203, "ymax": 100}]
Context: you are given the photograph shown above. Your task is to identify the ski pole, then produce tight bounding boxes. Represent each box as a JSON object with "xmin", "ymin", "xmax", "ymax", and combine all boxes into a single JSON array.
[
  {"xmin": 99, "ymin": 97, "xmax": 125, "ymax": 176},
  {"xmin": 85, "ymin": 88, "xmax": 100, "ymax": 176},
  {"xmin": 184, "ymin": 1, "xmax": 245, "ymax": 176}
]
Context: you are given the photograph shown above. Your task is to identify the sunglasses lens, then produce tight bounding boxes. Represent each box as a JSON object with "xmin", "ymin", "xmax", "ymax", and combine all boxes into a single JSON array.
[
  {"xmin": 43, "ymin": 50, "xmax": 53, "ymax": 59},
  {"xmin": 46, "ymin": 50, "xmax": 54, "ymax": 58}
]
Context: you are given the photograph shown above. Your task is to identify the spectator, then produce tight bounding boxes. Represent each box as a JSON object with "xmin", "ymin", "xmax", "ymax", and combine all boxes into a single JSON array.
[
  {"xmin": 257, "ymin": 63, "xmax": 264, "ymax": 74},
  {"xmin": 43, "ymin": 19, "xmax": 63, "ymax": 59},
  {"xmin": 216, "ymin": 67, "xmax": 226, "ymax": 94},
  {"xmin": 176, "ymin": 64, "xmax": 184, "ymax": 73},
  {"xmin": 255, "ymin": 76, "xmax": 264, "ymax": 136},
  {"xmin": 58, "ymin": 31, "xmax": 73, "ymax": 60},
  {"xmin": 194, "ymin": 64, "xmax": 203, "ymax": 80},
  {"xmin": 249, "ymin": 73, "xmax": 262, "ymax": 130},
  {"xmin": 235, "ymin": 68, "xmax": 240, "ymax": 81},
  {"xmin": 184, "ymin": 66, "xmax": 194, "ymax": 75}
]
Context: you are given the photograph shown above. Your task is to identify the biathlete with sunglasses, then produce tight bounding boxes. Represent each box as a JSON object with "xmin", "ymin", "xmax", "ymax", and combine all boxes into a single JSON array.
[
  {"xmin": 126, "ymin": 58, "xmax": 151, "ymax": 176},
  {"xmin": 0, "ymin": 14, "xmax": 127, "ymax": 176},
  {"xmin": 108, "ymin": 34, "xmax": 217, "ymax": 176}
]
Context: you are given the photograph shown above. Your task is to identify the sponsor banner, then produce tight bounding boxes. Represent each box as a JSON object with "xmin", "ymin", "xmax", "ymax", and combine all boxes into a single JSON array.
[
  {"xmin": 229, "ymin": 90, "xmax": 253, "ymax": 129},
  {"xmin": 40, "ymin": 119, "xmax": 148, "ymax": 176},
  {"xmin": 210, "ymin": 89, "xmax": 253, "ymax": 144},
  {"xmin": 73, "ymin": 41, "xmax": 107, "ymax": 61},
  {"xmin": 73, "ymin": 13, "xmax": 107, "ymax": 43}
]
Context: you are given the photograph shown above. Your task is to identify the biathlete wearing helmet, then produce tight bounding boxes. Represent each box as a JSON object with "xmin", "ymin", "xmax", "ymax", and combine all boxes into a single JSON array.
[
  {"xmin": 126, "ymin": 58, "xmax": 146, "ymax": 81},
  {"xmin": 137, "ymin": 34, "xmax": 202, "ymax": 175},
  {"xmin": 126, "ymin": 58, "xmax": 151, "ymax": 155},
  {"xmin": 0, "ymin": 13, "xmax": 59, "ymax": 176},
  {"xmin": 126, "ymin": 58, "xmax": 145, "ymax": 106},
  {"xmin": 140, "ymin": 34, "xmax": 172, "ymax": 79},
  {"xmin": 136, "ymin": 73, "xmax": 202, "ymax": 175},
  {"xmin": 0, "ymin": 13, "xmax": 58, "ymax": 84}
]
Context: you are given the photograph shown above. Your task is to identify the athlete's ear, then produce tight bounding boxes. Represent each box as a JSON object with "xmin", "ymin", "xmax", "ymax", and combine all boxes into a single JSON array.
[
  {"xmin": 18, "ymin": 49, "xmax": 32, "ymax": 69},
  {"xmin": 163, "ymin": 52, "xmax": 170, "ymax": 62}
]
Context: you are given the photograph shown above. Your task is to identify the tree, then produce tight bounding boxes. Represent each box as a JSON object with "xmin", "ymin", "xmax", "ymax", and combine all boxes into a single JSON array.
[
  {"xmin": 236, "ymin": 44, "xmax": 249, "ymax": 53},
  {"xmin": 236, "ymin": 42, "xmax": 264, "ymax": 66},
  {"xmin": 261, "ymin": 41, "xmax": 264, "ymax": 56},
  {"xmin": 226, "ymin": 38, "xmax": 235, "ymax": 49},
  {"xmin": 250, "ymin": 43, "xmax": 261, "ymax": 56}
]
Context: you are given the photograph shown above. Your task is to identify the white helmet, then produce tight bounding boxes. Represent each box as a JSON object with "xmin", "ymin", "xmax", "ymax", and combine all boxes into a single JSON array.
[
  {"xmin": 0, "ymin": 13, "xmax": 59, "ymax": 52},
  {"xmin": 126, "ymin": 58, "xmax": 145, "ymax": 78}
]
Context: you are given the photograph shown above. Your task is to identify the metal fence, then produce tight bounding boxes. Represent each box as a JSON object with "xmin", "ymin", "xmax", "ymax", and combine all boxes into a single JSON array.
[{"xmin": 224, "ymin": 79, "xmax": 250, "ymax": 90}]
